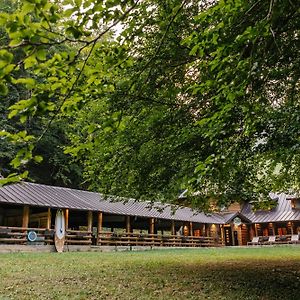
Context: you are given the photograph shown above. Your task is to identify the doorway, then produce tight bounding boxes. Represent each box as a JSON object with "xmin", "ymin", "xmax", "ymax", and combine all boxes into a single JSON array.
[{"xmin": 224, "ymin": 226, "xmax": 233, "ymax": 246}]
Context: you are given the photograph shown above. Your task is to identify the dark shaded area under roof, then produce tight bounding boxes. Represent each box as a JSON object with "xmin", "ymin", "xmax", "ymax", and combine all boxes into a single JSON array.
[{"xmin": 0, "ymin": 182, "xmax": 224, "ymax": 224}]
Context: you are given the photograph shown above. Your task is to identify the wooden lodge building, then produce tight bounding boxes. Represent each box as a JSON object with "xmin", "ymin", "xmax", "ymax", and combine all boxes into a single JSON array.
[{"xmin": 0, "ymin": 182, "xmax": 300, "ymax": 251}]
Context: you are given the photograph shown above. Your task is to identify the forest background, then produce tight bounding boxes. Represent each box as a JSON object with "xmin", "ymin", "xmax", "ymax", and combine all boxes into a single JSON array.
[{"xmin": 0, "ymin": 0, "xmax": 299, "ymax": 210}]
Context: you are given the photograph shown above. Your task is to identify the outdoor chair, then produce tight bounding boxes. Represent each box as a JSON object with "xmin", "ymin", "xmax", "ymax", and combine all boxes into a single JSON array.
[
  {"xmin": 261, "ymin": 236, "xmax": 269, "ymax": 244},
  {"xmin": 277, "ymin": 236, "xmax": 288, "ymax": 244},
  {"xmin": 265, "ymin": 236, "xmax": 276, "ymax": 245},
  {"xmin": 247, "ymin": 236, "xmax": 260, "ymax": 246},
  {"xmin": 290, "ymin": 234, "xmax": 300, "ymax": 244}
]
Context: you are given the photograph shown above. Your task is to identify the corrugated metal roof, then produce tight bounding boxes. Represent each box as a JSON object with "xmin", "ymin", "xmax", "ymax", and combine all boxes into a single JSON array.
[
  {"xmin": 242, "ymin": 193, "xmax": 300, "ymax": 223},
  {"xmin": 1, "ymin": 183, "xmax": 299, "ymax": 224},
  {"xmin": 0, "ymin": 182, "xmax": 224, "ymax": 224}
]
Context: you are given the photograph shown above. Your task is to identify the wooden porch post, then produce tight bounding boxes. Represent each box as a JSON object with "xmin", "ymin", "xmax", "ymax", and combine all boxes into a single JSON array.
[
  {"xmin": 171, "ymin": 220, "xmax": 175, "ymax": 235},
  {"xmin": 290, "ymin": 222, "xmax": 294, "ymax": 235},
  {"xmin": 126, "ymin": 216, "xmax": 131, "ymax": 233},
  {"xmin": 254, "ymin": 223, "xmax": 258, "ymax": 237},
  {"xmin": 249, "ymin": 224, "xmax": 254, "ymax": 240},
  {"xmin": 46, "ymin": 208, "xmax": 51, "ymax": 230},
  {"xmin": 231, "ymin": 223, "xmax": 235, "ymax": 246},
  {"xmin": 149, "ymin": 218, "xmax": 155, "ymax": 234},
  {"xmin": 97, "ymin": 211, "xmax": 103, "ymax": 245},
  {"xmin": 87, "ymin": 211, "xmax": 93, "ymax": 232},
  {"xmin": 189, "ymin": 222, "xmax": 193, "ymax": 236},
  {"xmin": 22, "ymin": 205, "xmax": 30, "ymax": 229},
  {"xmin": 65, "ymin": 209, "xmax": 69, "ymax": 230},
  {"xmin": 206, "ymin": 224, "xmax": 211, "ymax": 237}
]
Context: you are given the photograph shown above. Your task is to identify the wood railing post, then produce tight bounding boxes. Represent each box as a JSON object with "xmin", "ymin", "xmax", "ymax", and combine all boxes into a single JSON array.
[
  {"xmin": 149, "ymin": 218, "xmax": 155, "ymax": 245},
  {"xmin": 22, "ymin": 205, "xmax": 29, "ymax": 229},
  {"xmin": 254, "ymin": 223, "xmax": 258, "ymax": 236},
  {"xmin": 149, "ymin": 218, "xmax": 155, "ymax": 234},
  {"xmin": 46, "ymin": 208, "xmax": 51, "ymax": 230},
  {"xmin": 189, "ymin": 222, "xmax": 193, "ymax": 236},
  {"xmin": 171, "ymin": 220, "xmax": 175, "ymax": 235},
  {"xmin": 65, "ymin": 209, "xmax": 69, "ymax": 230},
  {"xmin": 126, "ymin": 216, "xmax": 131, "ymax": 233},
  {"xmin": 87, "ymin": 211, "xmax": 93, "ymax": 232},
  {"xmin": 97, "ymin": 212, "xmax": 103, "ymax": 245},
  {"xmin": 290, "ymin": 222, "xmax": 294, "ymax": 235}
]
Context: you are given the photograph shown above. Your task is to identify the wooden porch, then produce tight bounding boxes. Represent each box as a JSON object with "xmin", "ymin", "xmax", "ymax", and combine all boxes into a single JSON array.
[{"xmin": 0, "ymin": 204, "xmax": 224, "ymax": 248}]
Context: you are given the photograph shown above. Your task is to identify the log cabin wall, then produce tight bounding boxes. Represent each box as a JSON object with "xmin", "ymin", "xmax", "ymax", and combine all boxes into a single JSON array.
[{"xmin": 240, "ymin": 224, "xmax": 248, "ymax": 245}]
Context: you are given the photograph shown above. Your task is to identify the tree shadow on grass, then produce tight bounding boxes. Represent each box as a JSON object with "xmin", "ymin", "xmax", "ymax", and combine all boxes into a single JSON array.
[{"xmin": 144, "ymin": 260, "xmax": 300, "ymax": 300}]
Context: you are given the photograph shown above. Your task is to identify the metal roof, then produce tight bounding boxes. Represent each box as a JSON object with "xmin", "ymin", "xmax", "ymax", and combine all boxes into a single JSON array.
[
  {"xmin": 1, "ymin": 183, "xmax": 299, "ymax": 224},
  {"xmin": 0, "ymin": 182, "xmax": 224, "ymax": 224},
  {"xmin": 241, "ymin": 193, "xmax": 300, "ymax": 223}
]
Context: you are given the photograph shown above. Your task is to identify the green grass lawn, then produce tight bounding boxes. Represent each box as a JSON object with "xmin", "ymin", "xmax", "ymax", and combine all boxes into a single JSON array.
[{"xmin": 0, "ymin": 246, "xmax": 300, "ymax": 300}]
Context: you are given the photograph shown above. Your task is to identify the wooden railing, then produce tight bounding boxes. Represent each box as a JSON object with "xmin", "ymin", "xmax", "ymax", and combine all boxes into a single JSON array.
[
  {"xmin": 0, "ymin": 226, "xmax": 223, "ymax": 247},
  {"xmin": 65, "ymin": 229, "xmax": 92, "ymax": 245},
  {"xmin": 0, "ymin": 226, "xmax": 54, "ymax": 244},
  {"xmin": 97, "ymin": 232, "xmax": 223, "ymax": 247}
]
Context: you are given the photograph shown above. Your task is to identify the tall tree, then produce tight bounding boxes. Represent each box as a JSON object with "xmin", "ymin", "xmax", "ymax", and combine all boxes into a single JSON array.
[
  {"xmin": 1, "ymin": 0, "xmax": 299, "ymax": 209},
  {"xmin": 0, "ymin": 0, "xmax": 83, "ymax": 187}
]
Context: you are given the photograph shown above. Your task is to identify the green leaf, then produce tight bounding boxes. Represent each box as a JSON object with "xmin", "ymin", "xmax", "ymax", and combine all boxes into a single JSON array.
[
  {"xmin": 36, "ymin": 49, "xmax": 47, "ymax": 61},
  {"xmin": 13, "ymin": 77, "xmax": 36, "ymax": 88},
  {"xmin": 24, "ymin": 56, "xmax": 38, "ymax": 69},
  {"xmin": 34, "ymin": 155, "xmax": 43, "ymax": 163},
  {"xmin": 0, "ymin": 82, "xmax": 8, "ymax": 95}
]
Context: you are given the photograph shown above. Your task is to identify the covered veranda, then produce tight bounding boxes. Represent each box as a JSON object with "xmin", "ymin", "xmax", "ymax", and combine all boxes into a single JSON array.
[{"xmin": 0, "ymin": 183, "xmax": 224, "ymax": 249}]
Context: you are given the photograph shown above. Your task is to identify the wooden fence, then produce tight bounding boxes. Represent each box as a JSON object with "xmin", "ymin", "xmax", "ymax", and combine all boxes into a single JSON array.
[
  {"xmin": 0, "ymin": 226, "xmax": 223, "ymax": 247},
  {"xmin": 0, "ymin": 226, "xmax": 54, "ymax": 244},
  {"xmin": 97, "ymin": 232, "xmax": 223, "ymax": 247}
]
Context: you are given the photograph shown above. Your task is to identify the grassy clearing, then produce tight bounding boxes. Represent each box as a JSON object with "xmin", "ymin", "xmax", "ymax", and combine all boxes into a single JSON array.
[{"xmin": 0, "ymin": 246, "xmax": 300, "ymax": 300}]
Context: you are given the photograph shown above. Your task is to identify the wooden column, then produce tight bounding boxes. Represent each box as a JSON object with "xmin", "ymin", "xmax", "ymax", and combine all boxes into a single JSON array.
[
  {"xmin": 97, "ymin": 212, "xmax": 103, "ymax": 245},
  {"xmin": 149, "ymin": 218, "xmax": 155, "ymax": 234},
  {"xmin": 87, "ymin": 211, "xmax": 93, "ymax": 232},
  {"xmin": 189, "ymin": 222, "xmax": 193, "ymax": 236},
  {"xmin": 46, "ymin": 208, "xmax": 51, "ymax": 230},
  {"xmin": 254, "ymin": 223, "xmax": 258, "ymax": 237},
  {"xmin": 206, "ymin": 224, "xmax": 211, "ymax": 237},
  {"xmin": 269, "ymin": 222, "xmax": 274, "ymax": 236},
  {"xmin": 65, "ymin": 209, "xmax": 69, "ymax": 230},
  {"xmin": 249, "ymin": 224, "xmax": 254, "ymax": 240},
  {"xmin": 22, "ymin": 205, "xmax": 30, "ymax": 229},
  {"xmin": 231, "ymin": 223, "xmax": 235, "ymax": 246},
  {"xmin": 171, "ymin": 220, "xmax": 175, "ymax": 235},
  {"xmin": 126, "ymin": 216, "xmax": 131, "ymax": 233},
  {"xmin": 290, "ymin": 222, "xmax": 294, "ymax": 235}
]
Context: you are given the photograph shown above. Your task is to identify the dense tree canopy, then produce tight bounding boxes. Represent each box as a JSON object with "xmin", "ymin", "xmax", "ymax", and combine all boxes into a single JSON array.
[{"xmin": 0, "ymin": 0, "xmax": 299, "ymax": 209}]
